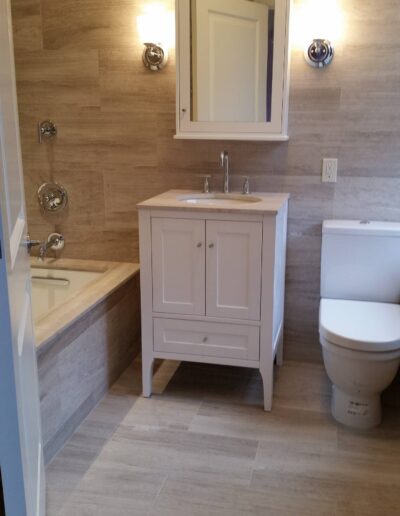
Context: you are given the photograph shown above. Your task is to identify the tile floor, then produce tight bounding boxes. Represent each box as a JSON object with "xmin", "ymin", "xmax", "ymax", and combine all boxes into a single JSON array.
[{"xmin": 46, "ymin": 358, "xmax": 400, "ymax": 516}]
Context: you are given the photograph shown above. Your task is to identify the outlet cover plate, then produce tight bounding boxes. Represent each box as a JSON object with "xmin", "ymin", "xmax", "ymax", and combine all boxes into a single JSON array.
[{"xmin": 322, "ymin": 158, "xmax": 338, "ymax": 183}]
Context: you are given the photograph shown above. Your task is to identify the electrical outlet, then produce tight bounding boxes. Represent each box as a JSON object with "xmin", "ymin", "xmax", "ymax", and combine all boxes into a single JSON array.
[{"xmin": 322, "ymin": 158, "xmax": 338, "ymax": 183}]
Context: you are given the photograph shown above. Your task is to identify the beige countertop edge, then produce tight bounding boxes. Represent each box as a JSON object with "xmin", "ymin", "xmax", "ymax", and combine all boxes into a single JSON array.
[
  {"xmin": 35, "ymin": 261, "xmax": 140, "ymax": 356},
  {"xmin": 137, "ymin": 190, "xmax": 290, "ymax": 215}
]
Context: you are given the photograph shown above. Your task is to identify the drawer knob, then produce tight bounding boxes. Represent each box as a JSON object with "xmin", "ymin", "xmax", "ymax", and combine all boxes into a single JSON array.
[
  {"xmin": 197, "ymin": 242, "xmax": 202, "ymax": 248},
  {"xmin": 202, "ymin": 336, "xmax": 208, "ymax": 343},
  {"xmin": 208, "ymin": 243, "xmax": 214, "ymax": 249}
]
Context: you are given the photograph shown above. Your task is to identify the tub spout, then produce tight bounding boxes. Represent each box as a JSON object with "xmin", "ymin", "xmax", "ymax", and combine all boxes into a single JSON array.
[{"xmin": 38, "ymin": 233, "xmax": 65, "ymax": 260}]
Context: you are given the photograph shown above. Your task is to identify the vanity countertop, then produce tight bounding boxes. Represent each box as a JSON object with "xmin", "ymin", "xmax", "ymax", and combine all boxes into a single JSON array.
[{"xmin": 137, "ymin": 190, "xmax": 290, "ymax": 215}]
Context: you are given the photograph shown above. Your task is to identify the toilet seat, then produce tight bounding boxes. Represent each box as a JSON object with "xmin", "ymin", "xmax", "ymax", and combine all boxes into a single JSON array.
[{"xmin": 320, "ymin": 298, "xmax": 400, "ymax": 353}]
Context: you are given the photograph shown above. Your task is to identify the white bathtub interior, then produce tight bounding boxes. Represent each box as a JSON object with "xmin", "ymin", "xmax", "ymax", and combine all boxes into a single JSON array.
[{"xmin": 30, "ymin": 268, "xmax": 102, "ymax": 321}]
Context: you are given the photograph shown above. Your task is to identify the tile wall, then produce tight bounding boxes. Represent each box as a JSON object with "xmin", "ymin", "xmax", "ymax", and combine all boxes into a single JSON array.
[{"xmin": 11, "ymin": 0, "xmax": 400, "ymax": 362}]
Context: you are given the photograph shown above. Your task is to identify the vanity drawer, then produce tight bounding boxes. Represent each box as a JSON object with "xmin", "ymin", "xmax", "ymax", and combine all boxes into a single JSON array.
[{"xmin": 153, "ymin": 318, "xmax": 259, "ymax": 360}]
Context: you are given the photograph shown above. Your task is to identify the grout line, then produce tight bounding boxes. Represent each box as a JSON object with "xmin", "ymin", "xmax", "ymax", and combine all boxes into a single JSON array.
[
  {"xmin": 250, "ymin": 439, "xmax": 262, "ymax": 487},
  {"xmin": 145, "ymin": 475, "xmax": 168, "ymax": 515}
]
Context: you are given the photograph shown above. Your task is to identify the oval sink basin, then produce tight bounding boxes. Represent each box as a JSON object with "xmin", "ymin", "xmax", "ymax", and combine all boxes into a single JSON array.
[{"xmin": 178, "ymin": 193, "xmax": 262, "ymax": 205}]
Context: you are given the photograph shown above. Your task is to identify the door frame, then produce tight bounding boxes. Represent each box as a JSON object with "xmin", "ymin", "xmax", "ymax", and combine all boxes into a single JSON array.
[
  {"xmin": 0, "ymin": 226, "xmax": 28, "ymax": 515},
  {"xmin": 0, "ymin": 0, "xmax": 45, "ymax": 513}
]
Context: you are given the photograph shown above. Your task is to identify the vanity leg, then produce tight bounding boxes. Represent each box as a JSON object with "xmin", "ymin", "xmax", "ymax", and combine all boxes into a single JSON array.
[
  {"xmin": 142, "ymin": 355, "xmax": 154, "ymax": 398},
  {"xmin": 260, "ymin": 364, "xmax": 273, "ymax": 411}
]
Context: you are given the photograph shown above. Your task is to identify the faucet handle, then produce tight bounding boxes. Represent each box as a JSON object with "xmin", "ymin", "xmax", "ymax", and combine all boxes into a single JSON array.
[
  {"xmin": 47, "ymin": 233, "xmax": 65, "ymax": 251},
  {"xmin": 200, "ymin": 175, "xmax": 211, "ymax": 193},
  {"xmin": 242, "ymin": 176, "xmax": 250, "ymax": 195}
]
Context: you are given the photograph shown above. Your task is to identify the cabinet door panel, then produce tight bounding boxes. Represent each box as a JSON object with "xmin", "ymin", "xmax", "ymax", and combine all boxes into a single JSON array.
[
  {"xmin": 152, "ymin": 218, "xmax": 205, "ymax": 315},
  {"xmin": 206, "ymin": 220, "xmax": 262, "ymax": 320}
]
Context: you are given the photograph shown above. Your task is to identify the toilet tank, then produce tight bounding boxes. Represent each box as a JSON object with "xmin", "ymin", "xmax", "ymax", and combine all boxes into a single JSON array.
[{"xmin": 321, "ymin": 220, "xmax": 400, "ymax": 303}]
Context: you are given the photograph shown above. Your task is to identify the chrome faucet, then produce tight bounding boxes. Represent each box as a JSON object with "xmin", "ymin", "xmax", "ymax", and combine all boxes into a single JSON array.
[
  {"xmin": 220, "ymin": 151, "xmax": 229, "ymax": 193},
  {"xmin": 38, "ymin": 234, "xmax": 64, "ymax": 261},
  {"xmin": 26, "ymin": 233, "xmax": 64, "ymax": 261}
]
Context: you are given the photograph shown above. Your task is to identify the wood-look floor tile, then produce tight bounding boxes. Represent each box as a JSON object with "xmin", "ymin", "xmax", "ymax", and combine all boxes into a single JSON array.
[
  {"xmin": 58, "ymin": 463, "xmax": 166, "ymax": 516},
  {"xmin": 45, "ymin": 359, "xmax": 400, "ymax": 516},
  {"xmin": 249, "ymin": 471, "xmax": 358, "ymax": 516},
  {"xmin": 159, "ymin": 361, "xmax": 265, "ymax": 407},
  {"xmin": 190, "ymin": 401, "xmax": 337, "ymax": 449},
  {"xmin": 254, "ymin": 438, "xmax": 400, "ymax": 489},
  {"xmin": 336, "ymin": 409, "xmax": 400, "ymax": 463},
  {"xmin": 94, "ymin": 426, "xmax": 257, "ymax": 488},
  {"xmin": 273, "ymin": 360, "xmax": 331, "ymax": 413},
  {"xmin": 121, "ymin": 395, "xmax": 202, "ymax": 432},
  {"xmin": 148, "ymin": 477, "xmax": 240, "ymax": 516}
]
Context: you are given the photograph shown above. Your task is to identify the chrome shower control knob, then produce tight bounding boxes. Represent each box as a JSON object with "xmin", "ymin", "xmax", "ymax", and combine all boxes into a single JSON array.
[{"xmin": 37, "ymin": 182, "xmax": 68, "ymax": 213}]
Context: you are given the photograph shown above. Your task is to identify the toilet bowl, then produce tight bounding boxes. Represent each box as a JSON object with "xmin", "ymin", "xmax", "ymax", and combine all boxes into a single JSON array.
[
  {"xmin": 320, "ymin": 299, "xmax": 400, "ymax": 428},
  {"xmin": 319, "ymin": 220, "xmax": 400, "ymax": 429}
]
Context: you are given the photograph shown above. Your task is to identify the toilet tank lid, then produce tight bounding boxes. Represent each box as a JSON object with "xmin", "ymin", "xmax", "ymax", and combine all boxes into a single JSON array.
[{"xmin": 323, "ymin": 220, "xmax": 400, "ymax": 237}]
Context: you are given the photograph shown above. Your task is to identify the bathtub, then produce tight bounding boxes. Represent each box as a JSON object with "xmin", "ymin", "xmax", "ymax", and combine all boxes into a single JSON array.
[
  {"xmin": 31, "ymin": 258, "xmax": 141, "ymax": 463},
  {"xmin": 31, "ymin": 268, "xmax": 102, "ymax": 321}
]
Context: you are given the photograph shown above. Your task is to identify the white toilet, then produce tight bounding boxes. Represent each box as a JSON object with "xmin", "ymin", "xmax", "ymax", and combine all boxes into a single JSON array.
[{"xmin": 320, "ymin": 220, "xmax": 400, "ymax": 429}]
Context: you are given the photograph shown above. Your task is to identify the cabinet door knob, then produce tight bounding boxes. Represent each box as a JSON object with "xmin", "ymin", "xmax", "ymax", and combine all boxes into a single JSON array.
[
  {"xmin": 208, "ymin": 243, "xmax": 214, "ymax": 249},
  {"xmin": 197, "ymin": 242, "xmax": 202, "ymax": 248},
  {"xmin": 202, "ymin": 336, "xmax": 208, "ymax": 343}
]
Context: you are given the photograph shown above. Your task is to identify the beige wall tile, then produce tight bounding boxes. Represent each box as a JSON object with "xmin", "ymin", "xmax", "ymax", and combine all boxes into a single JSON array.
[{"xmin": 11, "ymin": 0, "xmax": 400, "ymax": 372}]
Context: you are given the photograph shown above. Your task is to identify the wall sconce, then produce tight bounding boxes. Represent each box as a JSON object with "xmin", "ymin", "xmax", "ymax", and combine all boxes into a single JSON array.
[
  {"xmin": 142, "ymin": 43, "xmax": 168, "ymax": 71},
  {"xmin": 305, "ymin": 39, "xmax": 334, "ymax": 68},
  {"xmin": 137, "ymin": 3, "xmax": 174, "ymax": 72},
  {"xmin": 292, "ymin": 0, "xmax": 344, "ymax": 69}
]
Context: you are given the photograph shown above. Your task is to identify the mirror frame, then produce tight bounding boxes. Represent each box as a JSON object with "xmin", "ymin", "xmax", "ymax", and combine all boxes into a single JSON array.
[{"xmin": 175, "ymin": 0, "xmax": 291, "ymax": 141}]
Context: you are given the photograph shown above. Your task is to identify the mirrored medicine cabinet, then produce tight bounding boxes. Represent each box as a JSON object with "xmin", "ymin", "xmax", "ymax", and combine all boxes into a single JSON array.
[{"xmin": 175, "ymin": 0, "xmax": 291, "ymax": 141}]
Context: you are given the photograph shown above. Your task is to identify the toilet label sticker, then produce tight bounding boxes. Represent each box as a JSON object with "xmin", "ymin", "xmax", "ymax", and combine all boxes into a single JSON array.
[{"xmin": 347, "ymin": 400, "xmax": 369, "ymax": 416}]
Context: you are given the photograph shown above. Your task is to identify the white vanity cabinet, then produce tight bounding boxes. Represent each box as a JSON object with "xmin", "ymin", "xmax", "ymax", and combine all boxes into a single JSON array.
[{"xmin": 138, "ymin": 191, "xmax": 289, "ymax": 410}]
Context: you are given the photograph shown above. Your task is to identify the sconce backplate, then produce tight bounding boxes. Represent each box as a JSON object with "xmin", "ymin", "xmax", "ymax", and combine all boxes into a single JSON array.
[
  {"xmin": 143, "ymin": 43, "xmax": 168, "ymax": 71},
  {"xmin": 305, "ymin": 39, "xmax": 334, "ymax": 68}
]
